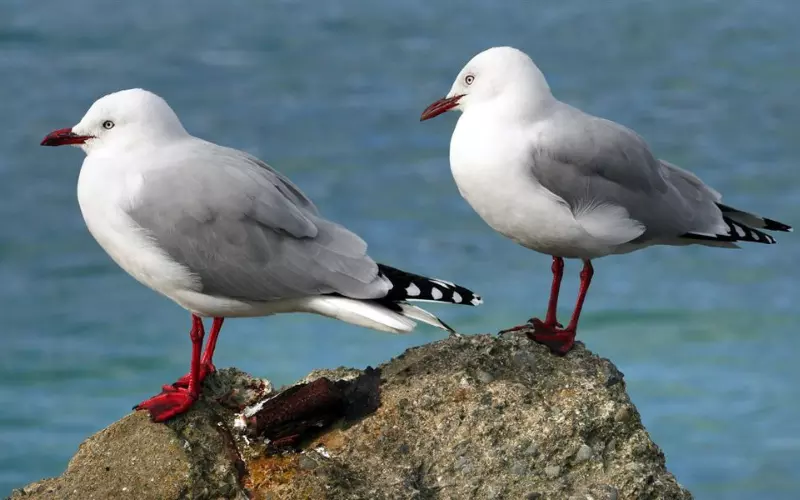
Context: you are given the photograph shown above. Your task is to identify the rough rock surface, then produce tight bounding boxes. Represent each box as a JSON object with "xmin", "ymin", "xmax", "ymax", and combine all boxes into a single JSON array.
[{"xmin": 9, "ymin": 331, "xmax": 692, "ymax": 500}]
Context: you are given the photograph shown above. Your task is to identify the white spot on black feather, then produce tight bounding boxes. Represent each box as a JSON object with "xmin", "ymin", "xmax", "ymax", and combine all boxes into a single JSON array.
[
  {"xmin": 431, "ymin": 287, "xmax": 443, "ymax": 300},
  {"xmin": 452, "ymin": 291, "xmax": 462, "ymax": 303},
  {"xmin": 405, "ymin": 283, "xmax": 420, "ymax": 296}
]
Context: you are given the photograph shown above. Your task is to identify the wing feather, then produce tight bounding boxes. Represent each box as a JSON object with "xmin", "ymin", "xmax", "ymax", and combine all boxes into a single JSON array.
[
  {"xmin": 530, "ymin": 106, "xmax": 726, "ymax": 243},
  {"xmin": 127, "ymin": 142, "xmax": 388, "ymax": 301}
]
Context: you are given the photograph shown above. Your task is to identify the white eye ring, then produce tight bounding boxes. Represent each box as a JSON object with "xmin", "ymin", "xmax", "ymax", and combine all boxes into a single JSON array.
[
  {"xmin": 102, "ymin": 120, "xmax": 115, "ymax": 130},
  {"xmin": 465, "ymin": 74, "xmax": 475, "ymax": 85}
]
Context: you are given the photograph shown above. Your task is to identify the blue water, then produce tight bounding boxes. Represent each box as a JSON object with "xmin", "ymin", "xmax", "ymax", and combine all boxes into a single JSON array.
[{"xmin": 1, "ymin": 1, "xmax": 799, "ymax": 497}]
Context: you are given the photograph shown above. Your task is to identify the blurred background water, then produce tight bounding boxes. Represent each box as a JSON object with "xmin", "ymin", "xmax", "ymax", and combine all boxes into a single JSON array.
[{"xmin": 1, "ymin": 0, "xmax": 798, "ymax": 497}]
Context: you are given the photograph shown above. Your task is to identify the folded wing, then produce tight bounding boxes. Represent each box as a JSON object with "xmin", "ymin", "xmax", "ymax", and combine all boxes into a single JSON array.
[
  {"xmin": 127, "ymin": 143, "xmax": 389, "ymax": 301},
  {"xmin": 529, "ymin": 106, "xmax": 789, "ymax": 247}
]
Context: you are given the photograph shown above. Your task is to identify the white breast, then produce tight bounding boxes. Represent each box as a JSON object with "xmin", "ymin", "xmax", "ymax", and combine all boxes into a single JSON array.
[
  {"xmin": 76, "ymin": 156, "xmax": 200, "ymax": 299},
  {"xmin": 449, "ymin": 113, "xmax": 614, "ymax": 259}
]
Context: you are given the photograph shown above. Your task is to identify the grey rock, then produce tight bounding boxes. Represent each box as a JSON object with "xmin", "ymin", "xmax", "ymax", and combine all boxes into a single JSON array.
[
  {"xmin": 298, "ymin": 455, "xmax": 318, "ymax": 470},
  {"xmin": 510, "ymin": 461, "xmax": 528, "ymax": 476},
  {"xmin": 576, "ymin": 484, "xmax": 620, "ymax": 500},
  {"xmin": 475, "ymin": 369, "xmax": 495, "ymax": 384},
  {"xmin": 7, "ymin": 401, "xmax": 249, "ymax": 500},
  {"xmin": 486, "ymin": 484, "xmax": 504, "ymax": 499},
  {"xmin": 544, "ymin": 465, "xmax": 562, "ymax": 478},
  {"xmin": 575, "ymin": 443, "xmax": 593, "ymax": 462},
  {"xmin": 614, "ymin": 406, "xmax": 633, "ymax": 423},
  {"xmin": 454, "ymin": 455, "xmax": 472, "ymax": 474},
  {"xmin": 524, "ymin": 441, "xmax": 540, "ymax": 456},
  {"xmin": 9, "ymin": 332, "xmax": 692, "ymax": 500}
]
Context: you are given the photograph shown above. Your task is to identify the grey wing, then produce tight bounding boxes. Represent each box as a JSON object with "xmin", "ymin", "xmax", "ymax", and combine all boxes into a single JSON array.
[
  {"xmin": 128, "ymin": 146, "xmax": 388, "ymax": 301},
  {"xmin": 244, "ymin": 152, "xmax": 320, "ymax": 216},
  {"xmin": 531, "ymin": 107, "xmax": 726, "ymax": 244}
]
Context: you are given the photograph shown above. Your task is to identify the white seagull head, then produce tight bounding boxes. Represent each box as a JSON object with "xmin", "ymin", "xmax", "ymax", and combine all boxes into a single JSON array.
[
  {"xmin": 421, "ymin": 46, "xmax": 554, "ymax": 121},
  {"xmin": 41, "ymin": 88, "xmax": 188, "ymax": 154}
]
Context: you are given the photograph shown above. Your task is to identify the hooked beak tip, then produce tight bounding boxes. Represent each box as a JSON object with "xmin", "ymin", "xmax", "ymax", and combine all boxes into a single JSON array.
[
  {"xmin": 420, "ymin": 95, "xmax": 463, "ymax": 122},
  {"xmin": 40, "ymin": 128, "xmax": 92, "ymax": 147}
]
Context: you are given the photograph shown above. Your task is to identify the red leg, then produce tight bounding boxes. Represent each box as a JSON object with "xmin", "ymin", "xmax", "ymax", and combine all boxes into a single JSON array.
[
  {"xmin": 543, "ymin": 256, "xmax": 564, "ymax": 327},
  {"xmin": 134, "ymin": 315, "xmax": 205, "ymax": 422},
  {"xmin": 500, "ymin": 256, "xmax": 565, "ymax": 334},
  {"xmin": 169, "ymin": 317, "xmax": 225, "ymax": 389},
  {"xmin": 565, "ymin": 260, "xmax": 593, "ymax": 332},
  {"xmin": 202, "ymin": 317, "xmax": 224, "ymax": 367},
  {"xmin": 529, "ymin": 260, "xmax": 594, "ymax": 355}
]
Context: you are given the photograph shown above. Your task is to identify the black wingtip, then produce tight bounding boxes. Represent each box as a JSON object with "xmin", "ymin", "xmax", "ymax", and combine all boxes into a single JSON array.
[
  {"xmin": 762, "ymin": 218, "xmax": 792, "ymax": 233},
  {"xmin": 376, "ymin": 264, "xmax": 482, "ymax": 306},
  {"xmin": 684, "ymin": 217, "xmax": 779, "ymax": 245},
  {"xmin": 716, "ymin": 203, "xmax": 791, "ymax": 232}
]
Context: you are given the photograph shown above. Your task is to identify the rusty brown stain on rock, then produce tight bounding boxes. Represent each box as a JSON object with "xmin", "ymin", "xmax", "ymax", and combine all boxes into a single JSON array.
[
  {"xmin": 311, "ymin": 427, "xmax": 347, "ymax": 452},
  {"xmin": 245, "ymin": 453, "xmax": 305, "ymax": 494}
]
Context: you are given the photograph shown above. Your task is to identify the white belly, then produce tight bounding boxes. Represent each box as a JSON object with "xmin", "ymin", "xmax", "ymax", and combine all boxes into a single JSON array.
[
  {"xmin": 449, "ymin": 116, "xmax": 614, "ymax": 259},
  {"xmin": 77, "ymin": 160, "xmax": 201, "ymax": 302}
]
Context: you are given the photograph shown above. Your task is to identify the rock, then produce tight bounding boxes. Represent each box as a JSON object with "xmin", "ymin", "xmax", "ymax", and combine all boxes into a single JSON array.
[
  {"xmin": 8, "ymin": 406, "xmax": 248, "ymax": 500},
  {"xmin": 523, "ymin": 441, "xmax": 540, "ymax": 456},
  {"xmin": 574, "ymin": 443, "xmax": 593, "ymax": 463},
  {"xmin": 8, "ymin": 332, "xmax": 692, "ymax": 500},
  {"xmin": 474, "ymin": 369, "xmax": 495, "ymax": 384},
  {"xmin": 297, "ymin": 455, "xmax": 318, "ymax": 471},
  {"xmin": 544, "ymin": 465, "xmax": 562, "ymax": 478},
  {"xmin": 614, "ymin": 406, "xmax": 633, "ymax": 423}
]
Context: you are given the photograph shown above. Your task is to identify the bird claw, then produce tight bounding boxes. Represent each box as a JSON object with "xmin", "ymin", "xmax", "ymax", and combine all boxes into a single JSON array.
[
  {"xmin": 527, "ymin": 318, "xmax": 575, "ymax": 355},
  {"xmin": 134, "ymin": 387, "xmax": 198, "ymax": 422},
  {"xmin": 499, "ymin": 317, "xmax": 563, "ymax": 335}
]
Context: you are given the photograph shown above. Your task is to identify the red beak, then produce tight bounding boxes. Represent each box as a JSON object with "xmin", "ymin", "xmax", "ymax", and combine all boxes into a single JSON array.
[
  {"xmin": 40, "ymin": 128, "xmax": 93, "ymax": 147},
  {"xmin": 420, "ymin": 95, "xmax": 463, "ymax": 121}
]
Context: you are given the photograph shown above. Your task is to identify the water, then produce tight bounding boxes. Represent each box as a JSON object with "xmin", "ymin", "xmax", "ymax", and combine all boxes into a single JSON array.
[{"xmin": 1, "ymin": 0, "xmax": 798, "ymax": 497}]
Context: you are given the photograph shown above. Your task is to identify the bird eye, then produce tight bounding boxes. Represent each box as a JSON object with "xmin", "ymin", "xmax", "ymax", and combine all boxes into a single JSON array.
[
  {"xmin": 102, "ymin": 120, "xmax": 115, "ymax": 130},
  {"xmin": 464, "ymin": 74, "xmax": 475, "ymax": 85}
]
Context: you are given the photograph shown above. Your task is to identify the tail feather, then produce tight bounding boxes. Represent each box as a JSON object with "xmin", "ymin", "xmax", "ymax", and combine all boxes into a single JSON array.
[
  {"xmin": 682, "ymin": 204, "xmax": 790, "ymax": 245},
  {"xmin": 376, "ymin": 264, "xmax": 482, "ymax": 306},
  {"xmin": 395, "ymin": 303, "xmax": 456, "ymax": 333},
  {"xmin": 307, "ymin": 266, "xmax": 481, "ymax": 335},
  {"xmin": 301, "ymin": 296, "xmax": 416, "ymax": 334},
  {"xmin": 369, "ymin": 264, "xmax": 481, "ymax": 334},
  {"xmin": 683, "ymin": 216, "xmax": 779, "ymax": 245},
  {"xmin": 716, "ymin": 204, "xmax": 792, "ymax": 233}
]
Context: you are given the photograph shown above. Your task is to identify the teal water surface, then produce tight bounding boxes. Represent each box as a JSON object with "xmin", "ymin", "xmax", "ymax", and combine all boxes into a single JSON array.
[{"xmin": 1, "ymin": 1, "xmax": 799, "ymax": 498}]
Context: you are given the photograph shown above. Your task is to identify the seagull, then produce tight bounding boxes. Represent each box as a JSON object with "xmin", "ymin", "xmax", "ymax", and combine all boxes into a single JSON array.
[
  {"xmin": 420, "ymin": 46, "xmax": 790, "ymax": 355},
  {"xmin": 41, "ymin": 88, "xmax": 482, "ymax": 422}
]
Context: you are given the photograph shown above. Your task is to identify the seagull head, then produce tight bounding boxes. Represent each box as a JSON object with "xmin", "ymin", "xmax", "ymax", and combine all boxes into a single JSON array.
[
  {"xmin": 420, "ymin": 46, "xmax": 553, "ymax": 121},
  {"xmin": 41, "ymin": 88, "xmax": 188, "ymax": 154}
]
